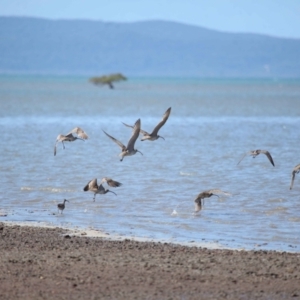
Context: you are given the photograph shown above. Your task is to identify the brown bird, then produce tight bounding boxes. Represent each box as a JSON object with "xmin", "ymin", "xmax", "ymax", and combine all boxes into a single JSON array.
[
  {"xmin": 237, "ymin": 149, "xmax": 275, "ymax": 166},
  {"xmin": 290, "ymin": 164, "xmax": 300, "ymax": 190},
  {"xmin": 57, "ymin": 199, "xmax": 69, "ymax": 214},
  {"xmin": 194, "ymin": 189, "xmax": 232, "ymax": 212},
  {"xmin": 103, "ymin": 119, "xmax": 143, "ymax": 161},
  {"xmin": 122, "ymin": 107, "xmax": 171, "ymax": 141},
  {"xmin": 54, "ymin": 127, "xmax": 88, "ymax": 156},
  {"xmin": 83, "ymin": 178, "xmax": 122, "ymax": 201}
]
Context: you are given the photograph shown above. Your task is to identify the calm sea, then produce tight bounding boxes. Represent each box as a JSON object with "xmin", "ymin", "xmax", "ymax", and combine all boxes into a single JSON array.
[{"xmin": 1, "ymin": 75, "xmax": 300, "ymax": 252}]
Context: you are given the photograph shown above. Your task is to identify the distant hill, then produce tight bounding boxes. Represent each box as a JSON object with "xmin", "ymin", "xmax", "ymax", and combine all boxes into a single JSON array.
[{"xmin": 0, "ymin": 16, "xmax": 300, "ymax": 77}]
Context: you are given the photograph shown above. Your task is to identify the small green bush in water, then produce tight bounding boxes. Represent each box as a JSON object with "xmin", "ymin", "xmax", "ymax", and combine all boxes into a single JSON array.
[{"xmin": 89, "ymin": 73, "xmax": 127, "ymax": 89}]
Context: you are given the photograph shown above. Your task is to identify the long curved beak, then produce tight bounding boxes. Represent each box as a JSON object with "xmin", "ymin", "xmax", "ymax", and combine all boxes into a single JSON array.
[
  {"xmin": 109, "ymin": 190, "xmax": 117, "ymax": 196},
  {"xmin": 159, "ymin": 136, "xmax": 165, "ymax": 140},
  {"xmin": 137, "ymin": 150, "xmax": 143, "ymax": 156}
]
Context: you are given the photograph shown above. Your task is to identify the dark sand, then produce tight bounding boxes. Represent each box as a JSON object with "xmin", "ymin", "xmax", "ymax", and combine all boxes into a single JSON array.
[{"xmin": 0, "ymin": 222, "xmax": 299, "ymax": 299}]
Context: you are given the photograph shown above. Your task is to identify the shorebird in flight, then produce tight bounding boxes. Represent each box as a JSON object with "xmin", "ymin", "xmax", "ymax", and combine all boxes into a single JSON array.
[
  {"xmin": 194, "ymin": 189, "xmax": 232, "ymax": 212},
  {"xmin": 57, "ymin": 199, "xmax": 69, "ymax": 214},
  {"xmin": 237, "ymin": 149, "xmax": 275, "ymax": 167},
  {"xmin": 103, "ymin": 119, "xmax": 143, "ymax": 161},
  {"xmin": 83, "ymin": 178, "xmax": 122, "ymax": 201},
  {"xmin": 290, "ymin": 164, "xmax": 300, "ymax": 190},
  {"xmin": 122, "ymin": 107, "xmax": 171, "ymax": 141},
  {"xmin": 54, "ymin": 127, "xmax": 88, "ymax": 156}
]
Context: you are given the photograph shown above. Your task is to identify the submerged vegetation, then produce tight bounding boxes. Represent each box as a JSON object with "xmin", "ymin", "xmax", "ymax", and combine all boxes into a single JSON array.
[{"xmin": 89, "ymin": 73, "xmax": 127, "ymax": 89}]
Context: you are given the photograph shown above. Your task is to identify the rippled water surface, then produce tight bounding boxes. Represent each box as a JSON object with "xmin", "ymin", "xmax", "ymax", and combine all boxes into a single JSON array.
[{"xmin": 1, "ymin": 75, "xmax": 300, "ymax": 252}]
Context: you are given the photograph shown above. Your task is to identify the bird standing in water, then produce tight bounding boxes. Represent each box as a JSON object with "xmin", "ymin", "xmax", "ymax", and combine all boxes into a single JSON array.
[{"xmin": 57, "ymin": 199, "xmax": 69, "ymax": 214}]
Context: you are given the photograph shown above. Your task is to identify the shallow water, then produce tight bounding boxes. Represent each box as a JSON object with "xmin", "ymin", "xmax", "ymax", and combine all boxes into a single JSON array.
[{"xmin": 1, "ymin": 75, "xmax": 300, "ymax": 252}]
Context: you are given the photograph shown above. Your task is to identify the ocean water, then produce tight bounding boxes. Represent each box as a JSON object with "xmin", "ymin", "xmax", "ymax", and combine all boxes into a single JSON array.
[{"xmin": 1, "ymin": 75, "xmax": 300, "ymax": 252}]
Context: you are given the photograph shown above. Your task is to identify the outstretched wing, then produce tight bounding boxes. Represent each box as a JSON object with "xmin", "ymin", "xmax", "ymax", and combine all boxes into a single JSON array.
[
  {"xmin": 83, "ymin": 178, "xmax": 98, "ymax": 191},
  {"xmin": 290, "ymin": 164, "xmax": 300, "ymax": 190},
  {"xmin": 102, "ymin": 130, "xmax": 126, "ymax": 151},
  {"xmin": 122, "ymin": 122, "xmax": 134, "ymax": 129},
  {"xmin": 126, "ymin": 119, "xmax": 141, "ymax": 151},
  {"xmin": 150, "ymin": 107, "xmax": 171, "ymax": 136},
  {"xmin": 101, "ymin": 177, "xmax": 122, "ymax": 187},
  {"xmin": 260, "ymin": 150, "xmax": 275, "ymax": 166},
  {"xmin": 122, "ymin": 122, "xmax": 149, "ymax": 136},
  {"xmin": 290, "ymin": 171, "xmax": 296, "ymax": 190},
  {"xmin": 68, "ymin": 127, "xmax": 89, "ymax": 139},
  {"xmin": 207, "ymin": 189, "xmax": 232, "ymax": 196},
  {"xmin": 54, "ymin": 144, "xmax": 57, "ymax": 156},
  {"xmin": 194, "ymin": 199, "xmax": 202, "ymax": 212},
  {"xmin": 54, "ymin": 134, "xmax": 65, "ymax": 156},
  {"xmin": 237, "ymin": 152, "xmax": 251, "ymax": 165}
]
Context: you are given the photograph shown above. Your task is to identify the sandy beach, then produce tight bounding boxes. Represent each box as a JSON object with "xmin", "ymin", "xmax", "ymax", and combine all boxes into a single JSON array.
[{"xmin": 0, "ymin": 222, "xmax": 299, "ymax": 299}]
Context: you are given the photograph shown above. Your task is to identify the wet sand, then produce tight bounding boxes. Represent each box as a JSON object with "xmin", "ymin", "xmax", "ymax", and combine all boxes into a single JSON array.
[{"xmin": 0, "ymin": 222, "xmax": 299, "ymax": 299}]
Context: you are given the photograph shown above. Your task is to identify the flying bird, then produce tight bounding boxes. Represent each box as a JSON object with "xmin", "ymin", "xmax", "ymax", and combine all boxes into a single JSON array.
[
  {"xmin": 194, "ymin": 189, "xmax": 232, "ymax": 212},
  {"xmin": 103, "ymin": 119, "xmax": 143, "ymax": 161},
  {"xmin": 290, "ymin": 164, "xmax": 300, "ymax": 190},
  {"xmin": 57, "ymin": 199, "xmax": 69, "ymax": 214},
  {"xmin": 83, "ymin": 178, "xmax": 122, "ymax": 201},
  {"xmin": 122, "ymin": 107, "xmax": 171, "ymax": 141},
  {"xmin": 237, "ymin": 149, "xmax": 275, "ymax": 167},
  {"xmin": 54, "ymin": 127, "xmax": 88, "ymax": 156}
]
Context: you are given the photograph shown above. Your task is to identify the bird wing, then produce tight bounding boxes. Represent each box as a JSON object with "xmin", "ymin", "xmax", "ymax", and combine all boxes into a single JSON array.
[
  {"xmin": 64, "ymin": 133, "xmax": 76, "ymax": 140},
  {"xmin": 68, "ymin": 127, "xmax": 89, "ymax": 139},
  {"xmin": 101, "ymin": 177, "xmax": 122, "ymax": 187},
  {"xmin": 126, "ymin": 118, "xmax": 141, "ymax": 151},
  {"xmin": 150, "ymin": 107, "xmax": 171, "ymax": 136},
  {"xmin": 260, "ymin": 150, "xmax": 275, "ymax": 166},
  {"xmin": 102, "ymin": 130, "xmax": 126, "ymax": 151},
  {"xmin": 194, "ymin": 200, "xmax": 202, "ymax": 212},
  {"xmin": 54, "ymin": 135, "xmax": 64, "ymax": 156},
  {"xmin": 122, "ymin": 122, "xmax": 134, "ymax": 129},
  {"xmin": 207, "ymin": 189, "xmax": 232, "ymax": 196},
  {"xmin": 195, "ymin": 193, "xmax": 205, "ymax": 201},
  {"xmin": 290, "ymin": 171, "xmax": 296, "ymax": 190},
  {"xmin": 122, "ymin": 122, "xmax": 149, "ymax": 136},
  {"xmin": 56, "ymin": 134, "xmax": 66, "ymax": 141},
  {"xmin": 54, "ymin": 144, "xmax": 57, "ymax": 156},
  {"xmin": 237, "ymin": 151, "xmax": 252, "ymax": 165},
  {"xmin": 83, "ymin": 178, "xmax": 98, "ymax": 191}
]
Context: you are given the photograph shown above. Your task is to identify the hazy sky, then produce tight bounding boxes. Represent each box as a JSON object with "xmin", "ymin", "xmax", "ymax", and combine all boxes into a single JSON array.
[{"xmin": 1, "ymin": 0, "xmax": 300, "ymax": 38}]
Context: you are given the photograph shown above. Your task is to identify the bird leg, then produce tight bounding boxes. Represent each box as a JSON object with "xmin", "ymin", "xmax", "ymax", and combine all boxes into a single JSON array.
[{"xmin": 62, "ymin": 142, "xmax": 65, "ymax": 149}]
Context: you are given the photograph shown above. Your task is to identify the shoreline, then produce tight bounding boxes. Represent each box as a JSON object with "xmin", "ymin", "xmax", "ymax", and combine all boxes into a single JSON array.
[
  {"xmin": 1, "ymin": 222, "xmax": 300, "ymax": 299},
  {"xmin": 2, "ymin": 220, "xmax": 236, "ymax": 251},
  {"xmin": 2, "ymin": 220, "xmax": 299, "ymax": 253}
]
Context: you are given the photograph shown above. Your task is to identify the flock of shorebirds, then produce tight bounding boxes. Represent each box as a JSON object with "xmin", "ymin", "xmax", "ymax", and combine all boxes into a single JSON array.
[{"xmin": 54, "ymin": 106, "xmax": 300, "ymax": 214}]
